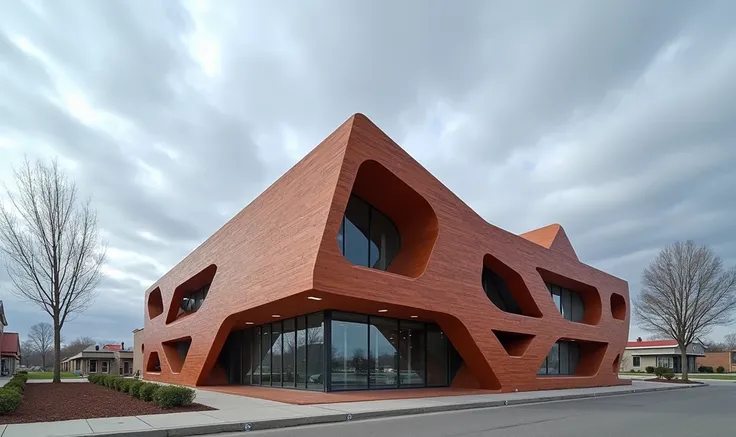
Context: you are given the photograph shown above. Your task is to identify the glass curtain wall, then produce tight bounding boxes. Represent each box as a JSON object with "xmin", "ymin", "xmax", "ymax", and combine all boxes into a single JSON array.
[
  {"xmin": 546, "ymin": 283, "xmax": 585, "ymax": 322},
  {"xmin": 538, "ymin": 340, "xmax": 580, "ymax": 375},
  {"xmin": 235, "ymin": 311, "xmax": 450, "ymax": 392}
]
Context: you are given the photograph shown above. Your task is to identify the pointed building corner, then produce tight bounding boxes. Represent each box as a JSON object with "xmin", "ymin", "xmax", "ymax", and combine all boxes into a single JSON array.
[{"xmin": 520, "ymin": 223, "xmax": 578, "ymax": 260}]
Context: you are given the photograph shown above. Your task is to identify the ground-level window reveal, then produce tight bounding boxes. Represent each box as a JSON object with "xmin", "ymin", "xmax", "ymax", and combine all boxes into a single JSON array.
[{"xmin": 0, "ymin": 378, "xmax": 213, "ymax": 424}]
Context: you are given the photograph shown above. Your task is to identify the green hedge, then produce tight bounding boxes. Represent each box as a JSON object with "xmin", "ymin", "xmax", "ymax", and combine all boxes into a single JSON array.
[
  {"xmin": 152, "ymin": 385, "xmax": 196, "ymax": 409},
  {"xmin": 139, "ymin": 383, "xmax": 161, "ymax": 402},
  {"xmin": 0, "ymin": 374, "xmax": 28, "ymax": 414},
  {"xmin": 129, "ymin": 380, "xmax": 145, "ymax": 399},
  {"xmin": 88, "ymin": 374, "xmax": 196, "ymax": 409}
]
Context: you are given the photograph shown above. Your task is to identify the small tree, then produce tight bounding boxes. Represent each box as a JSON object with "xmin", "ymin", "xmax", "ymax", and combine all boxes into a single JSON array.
[
  {"xmin": 27, "ymin": 322, "xmax": 54, "ymax": 370},
  {"xmin": 724, "ymin": 333, "xmax": 736, "ymax": 350},
  {"xmin": 0, "ymin": 158, "xmax": 106, "ymax": 383},
  {"xmin": 635, "ymin": 241, "xmax": 736, "ymax": 382}
]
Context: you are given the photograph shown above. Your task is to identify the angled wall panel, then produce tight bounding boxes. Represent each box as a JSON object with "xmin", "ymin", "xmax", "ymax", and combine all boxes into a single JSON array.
[{"xmin": 143, "ymin": 113, "xmax": 630, "ymax": 395}]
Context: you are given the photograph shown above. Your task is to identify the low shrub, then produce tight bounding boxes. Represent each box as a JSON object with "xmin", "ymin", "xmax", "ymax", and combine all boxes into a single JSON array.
[
  {"xmin": 645, "ymin": 366, "xmax": 655, "ymax": 374},
  {"xmin": 15, "ymin": 370, "xmax": 28, "ymax": 375},
  {"xmin": 88, "ymin": 374, "xmax": 101, "ymax": 384},
  {"xmin": 4, "ymin": 381, "xmax": 24, "ymax": 394},
  {"xmin": 114, "ymin": 377, "xmax": 127, "ymax": 391},
  {"xmin": 0, "ymin": 389, "xmax": 22, "ymax": 414},
  {"xmin": 128, "ymin": 380, "xmax": 145, "ymax": 399},
  {"xmin": 14, "ymin": 373, "xmax": 28, "ymax": 384},
  {"xmin": 139, "ymin": 382, "xmax": 161, "ymax": 402},
  {"xmin": 152, "ymin": 385, "xmax": 196, "ymax": 409},
  {"xmin": 121, "ymin": 379, "xmax": 138, "ymax": 393},
  {"xmin": 654, "ymin": 366, "xmax": 666, "ymax": 378},
  {"xmin": 663, "ymin": 372, "xmax": 675, "ymax": 380},
  {"xmin": 717, "ymin": 366, "xmax": 725, "ymax": 373}
]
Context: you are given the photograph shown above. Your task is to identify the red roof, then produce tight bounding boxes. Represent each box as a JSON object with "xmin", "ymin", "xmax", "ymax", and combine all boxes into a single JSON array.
[
  {"xmin": 626, "ymin": 339, "xmax": 678, "ymax": 348},
  {"xmin": 1, "ymin": 332, "xmax": 20, "ymax": 357},
  {"xmin": 102, "ymin": 344, "xmax": 122, "ymax": 351}
]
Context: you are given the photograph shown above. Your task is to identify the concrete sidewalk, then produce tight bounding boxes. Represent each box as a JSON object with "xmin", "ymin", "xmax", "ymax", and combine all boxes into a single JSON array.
[{"xmin": 0, "ymin": 380, "xmax": 703, "ymax": 437}]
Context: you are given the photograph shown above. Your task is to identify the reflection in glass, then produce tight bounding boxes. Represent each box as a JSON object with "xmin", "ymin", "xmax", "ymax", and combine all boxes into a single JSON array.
[
  {"xmin": 369, "ymin": 317, "xmax": 398, "ymax": 388},
  {"xmin": 547, "ymin": 343, "xmax": 559, "ymax": 374},
  {"xmin": 271, "ymin": 322, "xmax": 282, "ymax": 386},
  {"xmin": 283, "ymin": 319, "xmax": 296, "ymax": 387},
  {"xmin": 399, "ymin": 321, "xmax": 426, "ymax": 386},
  {"xmin": 538, "ymin": 341, "xmax": 579, "ymax": 375},
  {"xmin": 296, "ymin": 317, "xmax": 307, "ymax": 387},
  {"xmin": 251, "ymin": 326, "xmax": 261, "ymax": 385},
  {"xmin": 331, "ymin": 316, "xmax": 369, "ymax": 390},
  {"xmin": 426, "ymin": 325, "xmax": 448, "ymax": 386},
  {"xmin": 339, "ymin": 195, "xmax": 400, "ymax": 271},
  {"xmin": 307, "ymin": 313, "xmax": 324, "ymax": 391},
  {"xmin": 260, "ymin": 324, "xmax": 271, "ymax": 385},
  {"xmin": 344, "ymin": 197, "xmax": 370, "ymax": 267}
]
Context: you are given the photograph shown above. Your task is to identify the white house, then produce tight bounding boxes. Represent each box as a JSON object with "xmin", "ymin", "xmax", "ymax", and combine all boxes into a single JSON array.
[{"xmin": 622, "ymin": 338, "xmax": 705, "ymax": 373}]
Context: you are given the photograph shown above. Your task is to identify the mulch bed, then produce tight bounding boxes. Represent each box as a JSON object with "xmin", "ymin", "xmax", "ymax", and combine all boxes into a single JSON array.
[
  {"xmin": 1, "ymin": 382, "xmax": 215, "ymax": 424},
  {"xmin": 644, "ymin": 378, "xmax": 704, "ymax": 385}
]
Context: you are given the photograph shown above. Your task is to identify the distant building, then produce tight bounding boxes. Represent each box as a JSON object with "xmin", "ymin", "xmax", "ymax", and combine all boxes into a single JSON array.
[
  {"xmin": 622, "ymin": 338, "xmax": 705, "ymax": 373},
  {"xmin": 697, "ymin": 350, "xmax": 736, "ymax": 372},
  {"xmin": 60, "ymin": 343, "xmax": 133, "ymax": 376},
  {"xmin": 133, "ymin": 328, "xmax": 144, "ymax": 377},
  {"xmin": 0, "ymin": 301, "xmax": 21, "ymax": 376}
]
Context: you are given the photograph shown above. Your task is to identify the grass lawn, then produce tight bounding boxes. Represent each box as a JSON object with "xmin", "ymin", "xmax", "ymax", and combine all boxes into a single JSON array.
[
  {"xmin": 620, "ymin": 372, "xmax": 736, "ymax": 380},
  {"xmin": 685, "ymin": 374, "xmax": 736, "ymax": 380},
  {"xmin": 24, "ymin": 372, "xmax": 83, "ymax": 379}
]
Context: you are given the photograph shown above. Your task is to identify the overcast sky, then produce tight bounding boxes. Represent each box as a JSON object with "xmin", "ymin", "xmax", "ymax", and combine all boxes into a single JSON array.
[{"xmin": 1, "ymin": 0, "xmax": 735, "ymax": 348}]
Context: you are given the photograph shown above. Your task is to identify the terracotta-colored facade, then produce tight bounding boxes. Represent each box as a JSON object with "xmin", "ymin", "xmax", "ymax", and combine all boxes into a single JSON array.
[{"xmin": 142, "ymin": 114, "xmax": 630, "ymax": 396}]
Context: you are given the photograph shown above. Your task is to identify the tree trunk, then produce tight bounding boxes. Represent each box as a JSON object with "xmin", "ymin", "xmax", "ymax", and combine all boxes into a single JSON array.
[
  {"xmin": 53, "ymin": 316, "xmax": 61, "ymax": 383},
  {"xmin": 681, "ymin": 346, "xmax": 689, "ymax": 382}
]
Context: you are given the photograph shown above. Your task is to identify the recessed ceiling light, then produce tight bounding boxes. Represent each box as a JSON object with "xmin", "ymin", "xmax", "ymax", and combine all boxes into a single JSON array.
[
  {"xmin": 378, "ymin": 309, "xmax": 388, "ymax": 313},
  {"xmin": 245, "ymin": 321, "xmax": 254, "ymax": 325},
  {"xmin": 272, "ymin": 314, "xmax": 281, "ymax": 318},
  {"xmin": 307, "ymin": 296, "xmax": 322, "ymax": 301},
  {"xmin": 410, "ymin": 315, "xmax": 418, "ymax": 318}
]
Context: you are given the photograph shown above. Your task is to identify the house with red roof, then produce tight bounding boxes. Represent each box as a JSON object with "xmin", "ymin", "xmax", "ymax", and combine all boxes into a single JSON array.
[
  {"xmin": 0, "ymin": 301, "xmax": 21, "ymax": 376},
  {"xmin": 59, "ymin": 343, "xmax": 133, "ymax": 376},
  {"xmin": 622, "ymin": 337, "xmax": 705, "ymax": 373}
]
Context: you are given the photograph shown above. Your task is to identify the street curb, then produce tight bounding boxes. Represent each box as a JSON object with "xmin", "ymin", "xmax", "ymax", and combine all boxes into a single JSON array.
[{"xmin": 67, "ymin": 383, "xmax": 706, "ymax": 437}]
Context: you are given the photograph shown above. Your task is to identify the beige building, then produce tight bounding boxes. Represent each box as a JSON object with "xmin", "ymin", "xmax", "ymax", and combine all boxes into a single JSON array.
[
  {"xmin": 133, "ymin": 328, "xmax": 144, "ymax": 377},
  {"xmin": 60, "ymin": 344, "xmax": 134, "ymax": 376},
  {"xmin": 622, "ymin": 338, "xmax": 704, "ymax": 373}
]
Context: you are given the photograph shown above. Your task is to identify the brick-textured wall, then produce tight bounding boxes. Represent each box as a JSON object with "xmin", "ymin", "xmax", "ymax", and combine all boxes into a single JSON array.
[
  {"xmin": 697, "ymin": 352, "xmax": 734, "ymax": 372},
  {"xmin": 143, "ymin": 114, "xmax": 630, "ymax": 393}
]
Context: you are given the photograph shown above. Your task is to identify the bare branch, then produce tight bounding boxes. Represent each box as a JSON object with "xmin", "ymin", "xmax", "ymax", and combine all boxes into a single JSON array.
[
  {"xmin": 634, "ymin": 240, "xmax": 736, "ymax": 381},
  {"xmin": 0, "ymin": 157, "xmax": 106, "ymax": 382}
]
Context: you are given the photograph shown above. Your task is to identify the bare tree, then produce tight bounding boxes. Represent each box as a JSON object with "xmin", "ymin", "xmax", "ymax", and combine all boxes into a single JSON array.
[
  {"xmin": 0, "ymin": 158, "xmax": 106, "ymax": 382},
  {"xmin": 634, "ymin": 241, "xmax": 736, "ymax": 381},
  {"xmin": 724, "ymin": 333, "xmax": 736, "ymax": 350},
  {"xmin": 27, "ymin": 322, "xmax": 54, "ymax": 369},
  {"xmin": 60, "ymin": 336, "xmax": 97, "ymax": 359}
]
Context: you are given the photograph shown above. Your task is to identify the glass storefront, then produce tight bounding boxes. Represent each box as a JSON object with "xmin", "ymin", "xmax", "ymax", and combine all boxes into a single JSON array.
[{"xmin": 226, "ymin": 311, "xmax": 452, "ymax": 392}]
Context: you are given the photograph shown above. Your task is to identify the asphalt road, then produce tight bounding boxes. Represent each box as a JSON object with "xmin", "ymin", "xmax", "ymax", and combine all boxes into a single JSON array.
[{"xmin": 223, "ymin": 382, "xmax": 735, "ymax": 437}]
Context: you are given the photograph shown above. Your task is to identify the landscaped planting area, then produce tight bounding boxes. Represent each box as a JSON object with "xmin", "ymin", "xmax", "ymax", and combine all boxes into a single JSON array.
[
  {"xmin": 0, "ymin": 374, "xmax": 213, "ymax": 424},
  {"xmin": 24, "ymin": 372, "xmax": 81, "ymax": 380}
]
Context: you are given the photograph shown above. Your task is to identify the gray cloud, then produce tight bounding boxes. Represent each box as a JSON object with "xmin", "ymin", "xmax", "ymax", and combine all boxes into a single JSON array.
[{"xmin": 1, "ymin": 0, "xmax": 735, "ymax": 345}]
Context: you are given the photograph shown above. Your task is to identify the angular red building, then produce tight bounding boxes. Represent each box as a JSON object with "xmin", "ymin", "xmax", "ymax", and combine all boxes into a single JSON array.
[{"xmin": 142, "ymin": 114, "xmax": 630, "ymax": 399}]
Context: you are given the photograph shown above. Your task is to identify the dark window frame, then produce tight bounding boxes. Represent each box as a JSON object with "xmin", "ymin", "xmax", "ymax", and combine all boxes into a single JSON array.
[
  {"xmin": 632, "ymin": 356, "xmax": 641, "ymax": 367},
  {"xmin": 235, "ymin": 310, "xmax": 452, "ymax": 393},
  {"xmin": 545, "ymin": 282, "xmax": 585, "ymax": 323},
  {"xmin": 338, "ymin": 194, "xmax": 401, "ymax": 272}
]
